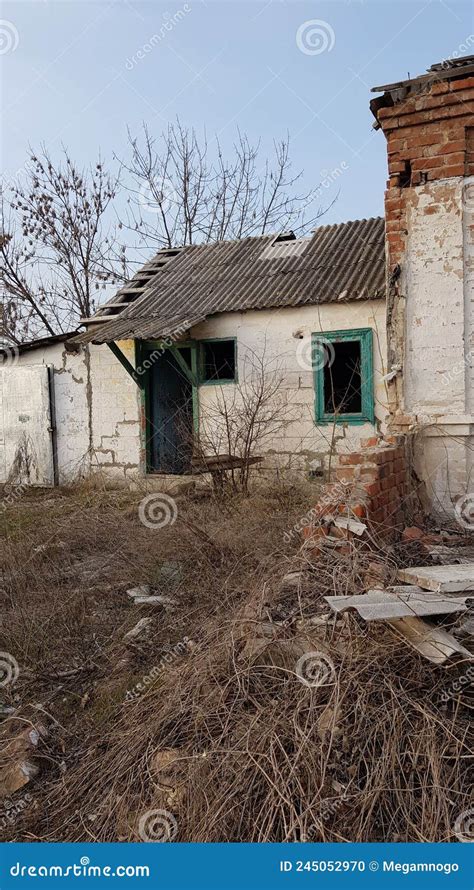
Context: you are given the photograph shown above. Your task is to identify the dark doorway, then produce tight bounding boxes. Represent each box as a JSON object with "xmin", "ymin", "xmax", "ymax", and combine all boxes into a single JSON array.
[{"xmin": 147, "ymin": 349, "xmax": 194, "ymax": 474}]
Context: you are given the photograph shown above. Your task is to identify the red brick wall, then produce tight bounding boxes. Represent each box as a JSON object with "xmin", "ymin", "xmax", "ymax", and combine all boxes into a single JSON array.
[
  {"xmin": 303, "ymin": 436, "xmax": 411, "ymax": 541},
  {"xmin": 377, "ymin": 75, "xmax": 474, "ymax": 268}
]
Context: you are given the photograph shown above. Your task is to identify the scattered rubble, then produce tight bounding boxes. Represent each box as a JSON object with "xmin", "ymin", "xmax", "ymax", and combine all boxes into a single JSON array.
[
  {"xmin": 127, "ymin": 586, "xmax": 177, "ymax": 607},
  {"xmin": 126, "ymin": 585, "xmax": 151, "ymax": 598},
  {"xmin": 0, "ymin": 723, "xmax": 48, "ymax": 797},
  {"xmin": 123, "ymin": 617, "xmax": 153, "ymax": 642},
  {"xmin": 323, "ymin": 559, "xmax": 474, "ymax": 664},
  {"xmin": 131, "ymin": 595, "xmax": 177, "ymax": 606}
]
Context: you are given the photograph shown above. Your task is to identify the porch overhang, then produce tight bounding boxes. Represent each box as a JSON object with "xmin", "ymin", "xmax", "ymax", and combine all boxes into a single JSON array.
[{"xmin": 72, "ymin": 313, "xmax": 206, "ymax": 346}]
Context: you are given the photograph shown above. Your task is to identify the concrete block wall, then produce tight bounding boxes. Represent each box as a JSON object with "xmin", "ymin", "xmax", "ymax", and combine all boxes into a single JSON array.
[
  {"xmin": 191, "ymin": 300, "xmax": 388, "ymax": 475},
  {"xmin": 89, "ymin": 339, "xmax": 141, "ymax": 481}
]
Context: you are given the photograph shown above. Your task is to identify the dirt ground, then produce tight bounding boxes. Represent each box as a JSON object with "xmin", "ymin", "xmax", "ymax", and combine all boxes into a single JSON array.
[{"xmin": 0, "ymin": 480, "xmax": 472, "ymax": 842}]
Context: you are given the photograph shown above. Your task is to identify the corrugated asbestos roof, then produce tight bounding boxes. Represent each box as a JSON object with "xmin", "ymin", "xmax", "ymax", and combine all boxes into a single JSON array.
[{"xmin": 76, "ymin": 217, "xmax": 385, "ymax": 345}]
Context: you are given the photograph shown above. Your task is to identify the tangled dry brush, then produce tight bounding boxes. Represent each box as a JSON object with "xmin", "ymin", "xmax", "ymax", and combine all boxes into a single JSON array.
[{"xmin": 0, "ymin": 482, "xmax": 472, "ymax": 842}]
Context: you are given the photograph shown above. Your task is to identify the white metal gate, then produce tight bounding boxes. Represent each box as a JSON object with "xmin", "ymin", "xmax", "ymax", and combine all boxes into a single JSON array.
[{"xmin": 0, "ymin": 365, "xmax": 54, "ymax": 486}]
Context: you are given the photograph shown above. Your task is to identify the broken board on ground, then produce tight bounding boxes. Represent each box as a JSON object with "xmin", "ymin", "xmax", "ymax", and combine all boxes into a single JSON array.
[
  {"xmin": 324, "ymin": 586, "xmax": 471, "ymax": 620},
  {"xmin": 386, "ymin": 616, "xmax": 473, "ymax": 665},
  {"xmin": 324, "ymin": 583, "xmax": 473, "ymax": 664},
  {"xmin": 397, "ymin": 564, "xmax": 474, "ymax": 593}
]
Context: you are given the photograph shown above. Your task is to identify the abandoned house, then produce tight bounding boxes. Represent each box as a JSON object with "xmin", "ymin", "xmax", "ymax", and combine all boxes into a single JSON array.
[{"xmin": 1, "ymin": 54, "xmax": 474, "ymax": 520}]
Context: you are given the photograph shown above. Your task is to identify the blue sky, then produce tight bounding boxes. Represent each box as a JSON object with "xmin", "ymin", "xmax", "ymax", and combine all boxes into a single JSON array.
[{"xmin": 2, "ymin": 0, "xmax": 473, "ymax": 227}]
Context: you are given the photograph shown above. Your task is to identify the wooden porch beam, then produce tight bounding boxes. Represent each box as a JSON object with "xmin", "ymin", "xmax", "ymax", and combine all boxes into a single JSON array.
[{"xmin": 107, "ymin": 342, "xmax": 143, "ymax": 389}]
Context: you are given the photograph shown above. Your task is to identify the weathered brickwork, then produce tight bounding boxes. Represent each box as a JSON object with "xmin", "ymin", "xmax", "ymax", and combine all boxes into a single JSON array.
[
  {"xmin": 303, "ymin": 436, "xmax": 411, "ymax": 540},
  {"xmin": 374, "ymin": 67, "xmax": 474, "ymax": 517},
  {"xmin": 379, "ymin": 75, "xmax": 474, "ymax": 269}
]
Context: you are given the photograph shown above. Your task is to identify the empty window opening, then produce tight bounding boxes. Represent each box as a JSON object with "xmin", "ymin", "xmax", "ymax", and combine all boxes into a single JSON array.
[
  {"xmin": 323, "ymin": 340, "xmax": 362, "ymax": 415},
  {"xmin": 201, "ymin": 340, "xmax": 236, "ymax": 382}
]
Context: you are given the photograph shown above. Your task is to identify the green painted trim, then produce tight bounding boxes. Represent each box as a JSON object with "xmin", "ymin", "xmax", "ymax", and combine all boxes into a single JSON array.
[
  {"xmin": 313, "ymin": 328, "xmax": 374, "ymax": 426},
  {"xmin": 142, "ymin": 338, "xmax": 195, "ymax": 350},
  {"xmin": 190, "ymin": 342, "xmax": 200, "ymax": 435},
  {"xmin": 198, "ymin": 337, "xmax": 238, "ymax": 385},
  {"xmin": 107, "ymin": 341, "xmax": 143, "ymax": 388},
  {"xmin": 167, "ymin": 344, "xmax": 198, "ymax": 387},
  {"xmin": 140, "ymin": 339, "xmax": 198, "ymax": 386},
  {"xmin": 134, "ymin": 341, "xmax": 151, "ymax": 473}
]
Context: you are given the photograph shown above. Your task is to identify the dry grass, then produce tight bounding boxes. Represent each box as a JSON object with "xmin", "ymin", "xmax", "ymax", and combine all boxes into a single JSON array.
[{"xmin": 0, "ymin": 480, "xmax": 472, "ymax": 843}]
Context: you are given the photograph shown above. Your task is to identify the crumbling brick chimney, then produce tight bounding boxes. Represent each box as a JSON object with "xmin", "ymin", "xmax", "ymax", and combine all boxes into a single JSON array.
[{"xmin": 371, "ymin": 56, "xmax": 474, "ymax": 517}]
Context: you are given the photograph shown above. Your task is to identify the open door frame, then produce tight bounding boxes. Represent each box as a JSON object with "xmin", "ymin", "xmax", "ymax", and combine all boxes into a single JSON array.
[{"xmin": 135, "ymin": 339, "xmax": 200, "ymax": 474}]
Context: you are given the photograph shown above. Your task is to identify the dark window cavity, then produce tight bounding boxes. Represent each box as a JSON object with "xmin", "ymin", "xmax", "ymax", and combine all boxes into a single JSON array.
[
  {"xmin": 202, "ymin": 340, "xmax": 236, "ymax": 382},
  {"xmin": 323, "ymin": 340, "xmax": 362, "ymax": 415}
]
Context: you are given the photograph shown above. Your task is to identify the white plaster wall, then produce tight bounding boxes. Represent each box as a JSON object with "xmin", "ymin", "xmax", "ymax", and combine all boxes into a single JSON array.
[
  {"xmin": 4, "ymin": 342, "xmax": 91, "ymax": 484},
  {"xmin": 402, "ymin": 176, "xmax": 474, "ymax": 514},
  {"xmin": 0, "ymin": 340, "xmax": 141, "ymax": 486},
  {"xmin": 0, "ymin": 305, "xmax": 386, "ymax": 485},
  {"xmin": 191, "ymin": 300, "xmax": 387, "ymax": 470},
  {"xmin": 404, "ymin": 178, "xmax": 465, "ymax": 413},
  {"xmin": 89, "ymin": 339, "xmax": 141, "ymax": 481},
  {"xmin": 0, "ymin": 364, "xmax": 53, "ymax": 485}
]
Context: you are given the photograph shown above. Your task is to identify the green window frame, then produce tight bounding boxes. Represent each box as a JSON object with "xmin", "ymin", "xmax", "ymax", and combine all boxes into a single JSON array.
[
  {"xmin": 198, "ymin": 337, "xmax": 238, "ymax": 385},
  {"xmin": 313, "ymin": 328, "xmax": 374, "ymax": 425}
]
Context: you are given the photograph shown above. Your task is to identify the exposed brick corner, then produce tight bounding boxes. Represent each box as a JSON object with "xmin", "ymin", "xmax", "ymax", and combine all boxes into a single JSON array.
[{"xmin": 303, "ymin": 436, "xmax": 414, "ymax": 543}]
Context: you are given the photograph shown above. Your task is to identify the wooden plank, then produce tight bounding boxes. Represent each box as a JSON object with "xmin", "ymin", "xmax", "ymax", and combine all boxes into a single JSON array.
[
  {"xmin": 107, "ymin": 342, "xmax": 143, "ymax": 389},
  {"xmin": 386, "ymin": 616, "xmax": 473, "ymax": 665}
]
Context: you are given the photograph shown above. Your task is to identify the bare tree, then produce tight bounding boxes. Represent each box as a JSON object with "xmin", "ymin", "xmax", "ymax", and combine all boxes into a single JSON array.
[
  {"xmin": 0, "ymin": 148, "xmax": 126, "ymax": 342},
  {"xmin": 1, "ymin": 126, "xmax": 330, "ymax": 342},
  {"xmin": 195, "ymin": 346, "xmax": 296, "ymax": 494},
  {"xmin": 120, "ymin": 121, "xmax": 327, "ymax": 251}
]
